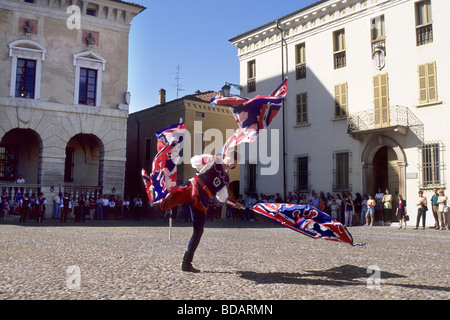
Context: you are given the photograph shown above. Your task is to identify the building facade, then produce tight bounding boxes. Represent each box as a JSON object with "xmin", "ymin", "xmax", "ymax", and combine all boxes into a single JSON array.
[
  {"xmin": 126, "ymin": 89, "xmax": 241, "ymax": 206},
  {"xmin": 230, "ymin": 0, "xmax": 449, "ymax": 226},
  {"xmin": 0, "ymin": 0, "xmax": 144, "ymax": 217}
]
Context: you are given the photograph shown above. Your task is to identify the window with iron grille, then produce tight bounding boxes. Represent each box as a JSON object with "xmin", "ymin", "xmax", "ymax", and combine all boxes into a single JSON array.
[
  {"xmin": 295, "ymin": 156, "xmax": 309, "ymax": 192},
  {"xmin": 0, "ymin": 146, "xmax": 17, "ymax": 181},
  {"xmin": 415, "ymin": 0, "xmax": 433, "ymax": 46},
  {"xmin": 247, "ymin": 60, "xmax": 256, "ymax": 93},
  {"xmin": 419, "ymin": 141, "xmax": 445, "ymax": 189},
  {"xmin": 333, "ymin": 29, "xmax": 346, "ymax": 69},
  {"xmin": 295, "ymin": 43, "xmax": 306, "ymax": 80},
  {"xmin": 333, "ymin": 150, "xmax": 351, "ymax": 192}
]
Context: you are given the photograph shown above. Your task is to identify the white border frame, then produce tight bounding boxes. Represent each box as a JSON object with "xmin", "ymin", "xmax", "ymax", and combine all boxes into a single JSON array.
[
  {"xmin": 72, "ymin": 51, "xmax": 106, "ymax": 107},
  {"xmin": 8, "ymin": 39, "xmax": 46, "ymax": 100}
]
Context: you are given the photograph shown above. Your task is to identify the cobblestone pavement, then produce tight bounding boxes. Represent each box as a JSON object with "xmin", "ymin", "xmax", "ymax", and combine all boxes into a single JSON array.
[{"xmin": 0, "ymin": 218, "xmax": 448, "ymax": 300}]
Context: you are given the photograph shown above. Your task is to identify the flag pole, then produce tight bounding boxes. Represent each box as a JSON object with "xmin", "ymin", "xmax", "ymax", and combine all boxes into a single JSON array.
[{"xmin": 168, "ymin": 209, "xmax": 173, "ymax": 240}]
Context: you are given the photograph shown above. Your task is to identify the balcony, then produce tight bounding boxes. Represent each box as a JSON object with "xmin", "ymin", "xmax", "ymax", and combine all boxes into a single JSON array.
[
  {"xmin": 247, "ymin": 78, "xmax": 256, "ymax": 93},
  {"xmin": 416, "ymin": 23, "xmax": 433, "ymax": 46},
  {"xmin": 347, "ymin": 105, "xmax": 424, "ymax": 141},
  {"xmin": 334, "ymin": 50, "xmax": 346, "ymax": 69},
  {"xmin": 296, "ymin": 63, "xmax": 306, "ymax": 80}
]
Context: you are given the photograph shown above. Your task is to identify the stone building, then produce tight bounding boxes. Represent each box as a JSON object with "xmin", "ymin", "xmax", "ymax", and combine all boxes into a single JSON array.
[
  {"xmin": 230, "ymin": 0, "xmax": 450, "ymax": 226},
  {"xmin": 126, "ymin": 89, "xmax": 241, "ymax": 208},
  {"xmin": 0, "ymin": 0, "xmax": 145, "ymax": 217}
]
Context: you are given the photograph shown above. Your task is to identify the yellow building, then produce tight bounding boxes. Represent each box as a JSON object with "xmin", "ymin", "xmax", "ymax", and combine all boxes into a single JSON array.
[{"xmin": 126, "ymin": 89, "xmax": 241, "ymax": 206}]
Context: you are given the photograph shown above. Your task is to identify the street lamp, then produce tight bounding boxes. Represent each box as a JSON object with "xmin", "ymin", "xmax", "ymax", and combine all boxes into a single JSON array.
[{"xmin": 221, "ymin": 82, "xmax": 242, "ymax": 97}]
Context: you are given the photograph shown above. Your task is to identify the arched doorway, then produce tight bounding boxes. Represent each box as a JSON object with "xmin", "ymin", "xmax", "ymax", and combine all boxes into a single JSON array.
[
  {"xmin": 0, "ymin": 128, "xmax": 42, "ymax": 184},
  {"xmin": 361, "ymin": 135, "xmax": 407, "ymax": 200},
  {"xmin": 64, "ymin": 134, "xmax": 103, "ymax": 186}
]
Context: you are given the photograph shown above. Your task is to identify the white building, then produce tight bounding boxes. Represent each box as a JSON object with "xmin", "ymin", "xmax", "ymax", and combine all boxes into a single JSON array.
[{"xmin": 230, "ymin": 0, "xmax": 449, "ymax": 226}]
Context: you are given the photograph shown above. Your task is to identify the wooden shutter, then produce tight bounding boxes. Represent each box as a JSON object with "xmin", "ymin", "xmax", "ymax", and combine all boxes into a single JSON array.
[
  {"xmin": 418, "ymin": 64, "xmax": 428, "ymax": 104},
  {"xmin": 427, "ymin": 62, "xmax": 437, "ymax": 102},
  {"xmin": 418, "ymin": 62, "xmax": 437, "ymax": 104},
  {"xmin": 334, "ymin": 83, "xmax": 347, "ymax": 118},
  {"xmin": 296, "ymin": 93, "xmax": 308, "ymax": 124},
  {"xmin": 373, "ymin": 74, "xmax": 389, "ymax": 128}
]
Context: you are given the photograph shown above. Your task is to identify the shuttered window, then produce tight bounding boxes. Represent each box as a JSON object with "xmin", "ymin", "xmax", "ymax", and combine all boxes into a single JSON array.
[
  {"xmin": 418, "ymin": 62, "xmax": 437, "ymax": 104},
  {"xmin": 334, "ymin": 83, "xmax": 348, "ymax": 118},
  {"xmin": 373, "ymin": 74, "xmax": 389, "ymax": 127},
  {"xmin": 296, "ymin": 93, "xmax": 308, "ymax": 124}
]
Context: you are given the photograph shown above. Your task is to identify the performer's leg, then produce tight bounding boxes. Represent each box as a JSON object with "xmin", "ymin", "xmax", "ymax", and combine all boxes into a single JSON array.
[
  {"xmin": 160, "ymin": 185, "xmax": 192, "ymax": 211},
  {"xmin": 182, "ymin": 207, "xmax": 206, "ymax": 273}
]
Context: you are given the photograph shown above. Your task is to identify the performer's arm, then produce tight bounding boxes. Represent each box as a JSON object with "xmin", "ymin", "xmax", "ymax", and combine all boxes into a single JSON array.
[{"xmin": 190, "ymin": 154, "xmax": 215, "ymax": 172}]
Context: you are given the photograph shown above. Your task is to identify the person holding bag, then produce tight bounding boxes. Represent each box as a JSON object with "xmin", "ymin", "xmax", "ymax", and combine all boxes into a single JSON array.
[
  {"xmin": 414, "ymin": 191, "xmax": 427, "ymax": 230},
  {"xmin": 396, "ymin": 195, "xmax": 407, "ymax": 229}
]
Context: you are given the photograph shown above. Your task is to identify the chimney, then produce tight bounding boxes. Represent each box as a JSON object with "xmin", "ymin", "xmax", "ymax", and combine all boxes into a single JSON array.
[{"xmin": 159, "ymin": 89, "xmax": 166, "ymax": 104}]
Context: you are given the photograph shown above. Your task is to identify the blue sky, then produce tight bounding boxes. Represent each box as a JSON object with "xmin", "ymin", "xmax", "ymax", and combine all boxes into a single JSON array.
[{"xmin": 128, "ymin": 0, "xmax": 317, "ymax": 113}]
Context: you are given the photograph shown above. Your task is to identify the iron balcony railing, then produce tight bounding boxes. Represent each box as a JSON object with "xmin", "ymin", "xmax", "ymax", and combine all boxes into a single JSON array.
[{"xmin": 347, "ymin": 105, "xmax": 424, "ymax": 141}]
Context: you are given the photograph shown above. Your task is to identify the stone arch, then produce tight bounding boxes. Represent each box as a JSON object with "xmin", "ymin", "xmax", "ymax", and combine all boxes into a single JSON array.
[
  {"xmin": 361, "ymin": 135, "xmax": 407, "ymax": 197},
  {"xmin": 64, "ymin": 133, "xmax": 104, "ymax": 187},
  {"xmin": 0, "ymin": 128, "xmax": 42, "ymax": 184}
]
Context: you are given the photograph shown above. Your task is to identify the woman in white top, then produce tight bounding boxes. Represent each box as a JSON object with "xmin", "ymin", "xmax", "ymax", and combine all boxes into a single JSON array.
[
  {"xmin": 414, "ymin": 191, "xmax": 427, "ymax": 230},
  {"xmin": 437, "ymin": 189, "xmax": 449, "ymax": 230}
]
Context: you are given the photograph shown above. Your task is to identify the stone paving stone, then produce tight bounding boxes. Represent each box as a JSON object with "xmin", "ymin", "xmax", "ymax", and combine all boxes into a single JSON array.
[{"xmin": 0, "ymin": 219, "xmax": 448, "ymax": 300}]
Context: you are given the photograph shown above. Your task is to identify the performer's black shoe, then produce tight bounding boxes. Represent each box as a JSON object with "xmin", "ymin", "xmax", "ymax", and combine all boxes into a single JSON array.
[{"xmin": 182, "ymin": 251, "xmax": 200, "ymax": 273}]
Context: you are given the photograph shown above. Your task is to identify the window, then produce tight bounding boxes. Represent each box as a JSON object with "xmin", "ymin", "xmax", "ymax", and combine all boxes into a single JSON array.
[
  {"xmin": 0, "ymin": 146, "xmax": 17, "ymax": 181},
  {"xmin": 373, "ymin": 74, "xmax": 390, "ymax": 127},
  {"xmin": 371, "ymin": 15, "xmax": 386, "ymax": 54},
  {"xmin": 8, "ymin": 40, "xmax": 45, "ymax": 100},
  {"xmin": 195, "ymin": 111, "xmax": 205, "ymax": 118},
  {"xmin": 15, "ymin": 58, "xmax": 36, "ymax": 99},
  {"xmin": 86, "ymin": 8, "xmax": 97, "ymax": 16},
  {"xmin": 419, "ymin": 141, "xmax": 445, "ymax": 189},
  {"xmin": 296, "ymin": 93, "xmax": 308, "ymax": 125},
  {"xmin": 78, "ymin": 68, "xmax": 97, "ymax": 106},
  {"xmin": 73, "ymin": 51, "xmax": 106, "ymax": 107},
  {"xmin": 247, "ymin": 60, "xmax": 256, "ymax": 93},
  {"xmin": 295, "ymin": 43, "xmax": 306, "ymax": 80},
  {"xmin": 415, "ymin": 0, "xmax": 433, "ymax": 46},
  {"xmin": 371, "ymin": 15, "xmax": 385, "ymax": 41},
  {"xmin": 333, "ymin": 29, "xmax": 346, "ymax": 69},
  {"xmin": 295, "ymin": 156, "xmax": 309, "ymax": 191},
  {"xmin": 418, "ymin": 62, "xmax": 437, "ymax": 104},
  {"xmin": 333, "ymin": 151, "xmax": 351, "ymax": 192},
  {"xmin": 334, "ymin": 83, "xmax": 348, "ymax": 118}
]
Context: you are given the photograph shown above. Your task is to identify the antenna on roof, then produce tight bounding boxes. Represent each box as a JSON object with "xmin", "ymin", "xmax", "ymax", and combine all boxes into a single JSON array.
[{"xmin": 172, "ymin": 65, "xmax": 185, "ymax": 99}]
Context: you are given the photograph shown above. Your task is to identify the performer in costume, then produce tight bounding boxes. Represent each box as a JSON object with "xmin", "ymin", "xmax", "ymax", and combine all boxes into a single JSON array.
[
  {"xmin": 143, "ymin": 79, "xmax": 289, "ymax": 272},
  {"xmin": 19, "ymin": 193, "xmax": 31, "ymax": 223},
  {"xmin": 60, "ymin": 193, "xmax": 71, "ymax": 223},
  {"xmin": 159, "ymin": 151, "xmax": 244, "ymax": 273},
  {"xmin": 36, "ymin": 192, "xmax": 47, "ymax": 223}
]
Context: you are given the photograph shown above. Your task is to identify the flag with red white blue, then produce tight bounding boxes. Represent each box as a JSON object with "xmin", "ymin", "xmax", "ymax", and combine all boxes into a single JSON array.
[
  {"xmin": 212, "ymin": 78, "xmax": 288, "ymax": 156},
  {"xmin": 252, "ymin": 203, "xmax": 365, "ymax": 246},
  {"xmin": 142, "ymin": 120, "xmax": 186, "ymax": 204}
]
